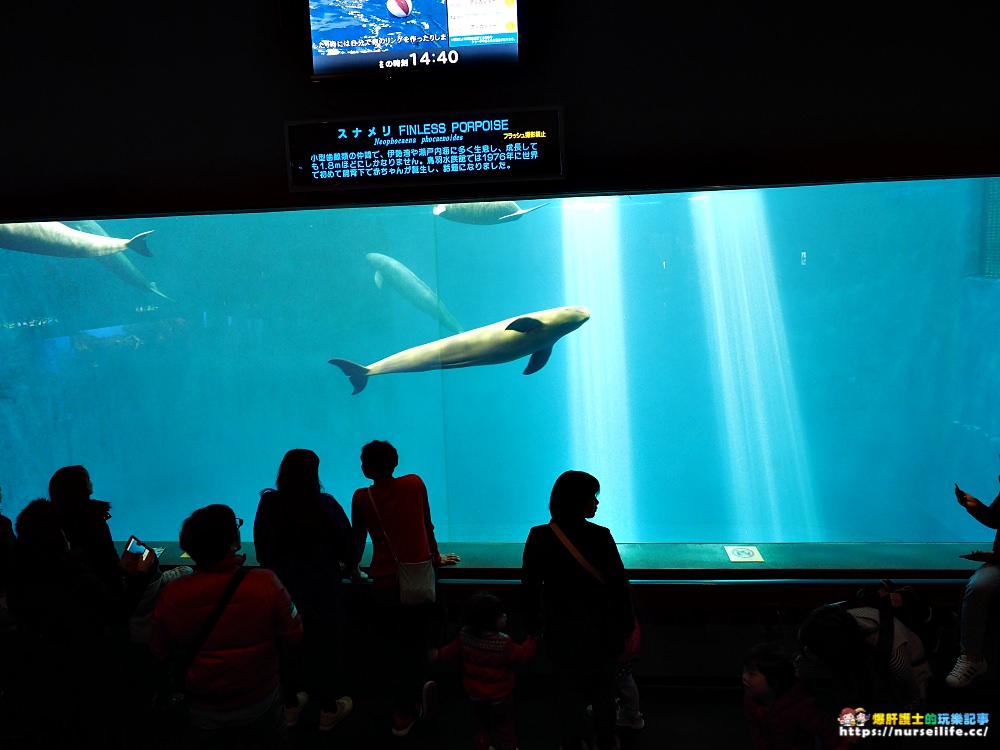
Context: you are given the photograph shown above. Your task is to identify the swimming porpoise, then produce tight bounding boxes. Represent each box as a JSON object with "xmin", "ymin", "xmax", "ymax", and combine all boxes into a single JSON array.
[
  {"xmin": 432, "ymin": 201, "xmax": 547, "ymax": 225},
  {"xmin": 0, "ymin": 221, "xmax": 153, "ymax": 258},
  {"xmin": 330, "ymin": 305, "xmax": 590, "ymax": 394},
  {"xmin": 365, "ymin": 252, "xmax": 461, "ymax": 334},
  {"xmin": 64, "ymin": 220, "xmax": 171, "ymax": 300}
]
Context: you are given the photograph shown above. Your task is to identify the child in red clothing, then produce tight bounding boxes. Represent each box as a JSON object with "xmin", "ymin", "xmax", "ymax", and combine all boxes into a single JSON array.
[
  {"xmin": 433, "ymin": 592, "xmax": 537, "ymax": 750},
  {"xmin": 743, "ymin": 642, "xmax": 848, "ymax": 750}
]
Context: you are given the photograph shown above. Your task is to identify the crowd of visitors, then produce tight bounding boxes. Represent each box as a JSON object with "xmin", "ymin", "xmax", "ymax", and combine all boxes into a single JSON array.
[{"xmin": 0, "ymin": 460, "xmax": 996, "ymax": 750}]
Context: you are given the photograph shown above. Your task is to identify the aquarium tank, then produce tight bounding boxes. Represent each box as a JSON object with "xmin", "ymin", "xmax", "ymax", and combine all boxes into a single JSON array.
[{"xmin": 1, "ymin": 177, "xmax": 998, "ymax": 547}]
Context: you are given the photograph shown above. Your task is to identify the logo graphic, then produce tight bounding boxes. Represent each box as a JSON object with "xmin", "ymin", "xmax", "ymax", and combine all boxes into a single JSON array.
[{"xmin": 838, "ymin": 709, "xmax": 990, "ymax": 739}]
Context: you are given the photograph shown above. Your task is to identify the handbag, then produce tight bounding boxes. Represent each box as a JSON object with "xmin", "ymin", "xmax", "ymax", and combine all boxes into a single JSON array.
[{"xmin": 367, "ymin": 487, "xmax": 436, "ymax": 605}]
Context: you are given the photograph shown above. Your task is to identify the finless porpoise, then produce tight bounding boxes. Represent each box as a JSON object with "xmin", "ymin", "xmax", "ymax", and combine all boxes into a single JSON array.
[
  {"xmin": 432, "ymin": 201, "xmax": 547, "ymax": 225},
  {"xmin": 329, "ymin": 305, "xmax": 589, "ymax": 394},
  {"xmin": 0, "ymin": 221, "xmax": 153, "ymax": 258},
  {"xmin": 64, "ymin": 220, "xmax": 172, "ymax": 300},
  {"xmin": 365, "ymin": 252, "xmax": 461, "ymax": 334}
]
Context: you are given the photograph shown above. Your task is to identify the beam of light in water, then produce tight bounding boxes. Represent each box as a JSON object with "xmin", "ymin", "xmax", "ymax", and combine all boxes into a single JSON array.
[
  {"xmin": 561, "ymin": 197, "xmax": 635, "ymax": 537},
  {"xmin": 690, "ymin": 190, "xmax": 819, "ymax": 540}
]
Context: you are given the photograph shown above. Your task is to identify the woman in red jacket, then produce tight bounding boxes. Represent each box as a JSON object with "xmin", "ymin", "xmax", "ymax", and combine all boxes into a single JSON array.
[
  {"xmin": 350, "ymin": 440, "xmax": 459, "ymax": 737},
  {"xmin": 150, "ymin": 504, "xmax": 303, "ymax": 749}
]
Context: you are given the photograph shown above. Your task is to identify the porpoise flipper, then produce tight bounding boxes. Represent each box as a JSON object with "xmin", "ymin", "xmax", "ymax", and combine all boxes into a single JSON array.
[
  {"xmin": 329, "ymin": 358, "xmax": 371, "ymax": 395},
  {"xmin": 506, "ymin": 316, "xmax": 543, "ymax": 333},
  {"xmin": 523, "ymin": 347, "xmax": 553, "ymax": 375},
  {"xmin": 373, "ymin": 270, "xmax": 384, "ymax": 290},
  {"xmin": 498, "ymin": 203, "xmax": 548, "ymax": 222},
  {"xmin": 148, "ymin": 282, "xmax": 173, "ymax": 301},
  {"xmin": 127, "ymin": 231, "xmax": 155, "ymax": 257}
]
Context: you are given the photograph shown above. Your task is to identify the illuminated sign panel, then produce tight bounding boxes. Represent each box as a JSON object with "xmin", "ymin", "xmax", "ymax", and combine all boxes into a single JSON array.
[{"xmin": 286, "ymin": 109, "xmax": 563, "ymax": 190}]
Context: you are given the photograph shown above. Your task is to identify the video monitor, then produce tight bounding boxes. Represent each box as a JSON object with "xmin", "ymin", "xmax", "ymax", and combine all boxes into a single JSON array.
[{"xmin": 309, "ymin": 0, "xmax": 519, "ymax": 77}]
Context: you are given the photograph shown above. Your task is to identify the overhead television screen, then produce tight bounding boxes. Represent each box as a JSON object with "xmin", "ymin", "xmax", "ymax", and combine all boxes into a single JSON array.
[{"xmin": 309, "ymin": 0, "xmax": 519, "ymax": 77}]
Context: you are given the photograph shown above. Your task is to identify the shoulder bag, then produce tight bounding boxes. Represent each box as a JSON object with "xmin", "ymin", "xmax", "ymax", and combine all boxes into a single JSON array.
[
  {"xmin": 550, "ymin": 521, "xmax": 637, "ymax": 658},
  {"xmin": 171, "ymin": 566, "xmax": 250, "ymax": 693},
  {"xmin": 368, "ymin": 487, "xmax": 435, "ymax": 605},
  {"xmin": 549, "ymin": 521, "xmax": 604, "ymax": 584}
]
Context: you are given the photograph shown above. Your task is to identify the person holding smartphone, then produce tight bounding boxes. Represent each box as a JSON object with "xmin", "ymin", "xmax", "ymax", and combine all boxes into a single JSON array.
[{"xmin": 948, "ymin": 477, "xmax": 1000, "ymax": 688}]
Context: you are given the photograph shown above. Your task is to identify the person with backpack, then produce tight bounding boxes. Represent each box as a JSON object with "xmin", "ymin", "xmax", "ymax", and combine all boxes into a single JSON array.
[
  {"xmin": 948, "ymin": 477, "xmax": 1000, "ymax": 688},
  {"xmin": 843, "ymin": 604, "xmax": 932, "ymax": 710},
  {"xmin": 799, "ymin": 583, "xmax": 936, "ymax": 714}
]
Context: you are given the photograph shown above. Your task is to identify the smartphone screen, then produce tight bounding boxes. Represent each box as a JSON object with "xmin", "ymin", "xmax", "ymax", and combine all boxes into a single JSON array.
[{"xmin": 125, "ymin": 536, "xmax": 146, "ymax": 555}]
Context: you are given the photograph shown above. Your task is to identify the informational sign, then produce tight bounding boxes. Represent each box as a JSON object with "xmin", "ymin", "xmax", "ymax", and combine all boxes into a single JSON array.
[
  {"xmin": 724, "ymin": 545, "xmax": 765, "ymax": 563},
  {"xmin": 286, "ymin": 108, "xmax": 563, "ymax": 191}
]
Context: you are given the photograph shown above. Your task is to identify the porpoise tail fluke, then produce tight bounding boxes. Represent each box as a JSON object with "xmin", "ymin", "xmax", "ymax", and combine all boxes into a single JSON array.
[
  {"xmin": 66, "ymin": 220, "xmax": 168, "ymax": 298},
  {"xmin": 0, "ymin": 221, "xmax": 155, "ymax": 258},
  {"xmin": 329, "ymin": 359, "xmax": 371, "ymax": 394},
  {"xmin": 126, "ymin": 231, "xmax": 155, "ymax": 257}
]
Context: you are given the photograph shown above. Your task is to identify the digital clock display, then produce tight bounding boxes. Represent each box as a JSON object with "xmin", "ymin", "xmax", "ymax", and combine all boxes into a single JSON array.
[
  {"xmin": 286, "ymin": 108, "xmax": 563, "ymax": 191},
  {"xmin": 310, "ymin": 0, "xmax": 519, "ymax": 78}
]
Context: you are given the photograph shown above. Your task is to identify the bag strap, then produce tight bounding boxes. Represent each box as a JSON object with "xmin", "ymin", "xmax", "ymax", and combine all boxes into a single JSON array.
[
  {"xmin": 549, "ymin": 521, "xmax": 604, "ymax": 585},
  {"xmin": 177, "ymin": 566, "xmax": 250, "ymax": 684},
  {"xmin": 368, "ymin": 486, "xmax": 400, "ymax": 564}
]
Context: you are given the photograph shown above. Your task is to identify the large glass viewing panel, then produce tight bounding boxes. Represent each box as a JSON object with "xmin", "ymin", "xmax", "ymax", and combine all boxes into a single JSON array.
[{"xmin": 1, "ymin": 178, "xmax": 998, "ymax": 546}]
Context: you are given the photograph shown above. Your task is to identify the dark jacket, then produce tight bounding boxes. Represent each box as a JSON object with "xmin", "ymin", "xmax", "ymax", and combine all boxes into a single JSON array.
[
  {"xmin": 149, "ymin": 554, "xmax": 303, "ymax": 712},
  {"xmin": 0, "ymin": 512, "xmax": 14, "ymax": 591},
  {"xmin": 51, "ymin": 497, "xmax": 123, "ymax": 596},
  {"xmin": 521, "ymin": 520, "xmax": 633, "ymax": 665},
  {"xmin": 254, "ymin": 489, "xmax": 356, "ymax": 627},
  {"xmin": 6, "ymin": 537, "xmax": 133, "ymax": 742},
  {"xmin": 968, "ymin": 490, "xmax": 1000, "ymax": 552}
]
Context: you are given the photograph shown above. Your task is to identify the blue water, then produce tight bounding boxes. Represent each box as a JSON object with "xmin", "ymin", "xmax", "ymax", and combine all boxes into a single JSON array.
[{"xmin": 1, "ymin": 178, "xmax": 998, "ymax": 547}]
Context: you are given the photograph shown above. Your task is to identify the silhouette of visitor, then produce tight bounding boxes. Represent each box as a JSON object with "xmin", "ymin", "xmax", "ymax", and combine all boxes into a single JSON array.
[
  {"xmin": 254, "ymin": 448, "xmax": 357, "ymax": 731},
  {"xmin": 521, "ymin": 470, "xmax": 634, "ymax": 750},
  {"xmin": 350, "ymin": 440, "xmax": 459, "ymax": 738},
  {"xmin": 150, "ymin": 504, "xmax": 302, "ymax": 749},
  {"xmin": 948, "ymin": 477, "xmax": 1000, "ymax": 688}
]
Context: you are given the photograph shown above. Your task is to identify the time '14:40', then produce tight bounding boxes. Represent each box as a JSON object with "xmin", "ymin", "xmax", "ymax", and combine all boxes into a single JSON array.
[{"xmin": 410, "ymin": 50, "xmax": 460, "ymax": 65}]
